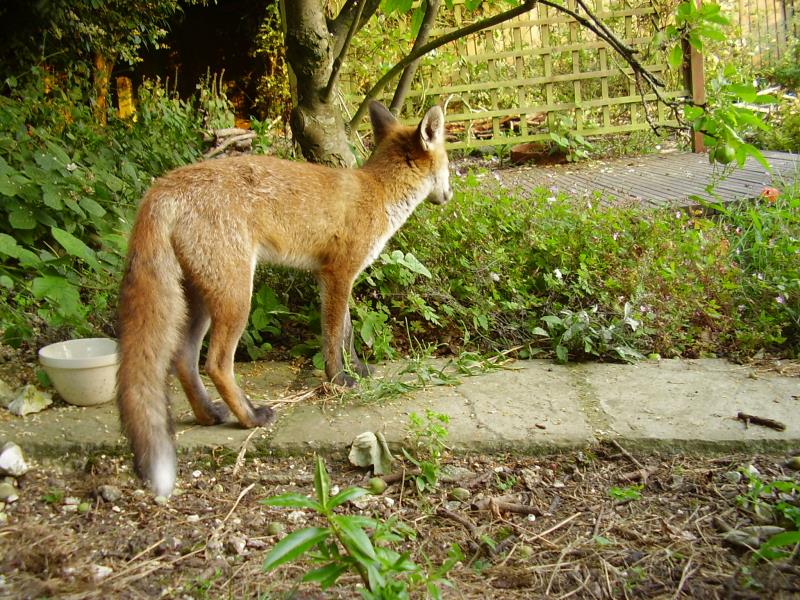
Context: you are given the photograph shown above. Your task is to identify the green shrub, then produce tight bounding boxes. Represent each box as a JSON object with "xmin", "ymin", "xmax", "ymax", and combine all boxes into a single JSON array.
[{"xmin": 0, "ymin": 71, "xmax": 204, "ymax": 346}]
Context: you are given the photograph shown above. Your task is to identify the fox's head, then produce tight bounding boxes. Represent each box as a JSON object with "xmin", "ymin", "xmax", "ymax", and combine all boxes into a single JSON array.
[{"xmin": 368, "ymin": 101, "xmax": 453, "ymax": 206}]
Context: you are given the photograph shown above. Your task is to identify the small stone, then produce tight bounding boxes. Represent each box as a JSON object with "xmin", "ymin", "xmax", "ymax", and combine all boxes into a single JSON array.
[
  {"xmin": 516, "ymin": 544, "xmax": 534, "ymax": 559},
  {"xmin": 368, "ymin": 477, "xmax": 387, "ymax": 495},
  {"xmin": 382, "ymin": 496, "xmax": 395, "ymax": 508},
  {"xmin": 266, "ymin": 522, "xmax": 285, "ymax": 536},
  {"xmin": 0, "ymin": 379, "xmax": 14, "ymax": 407},
  {"xmin": 212, "ymin": 484, "xmax": 224, "ymax": 494},
  {"xmin": 247, "ymin": 538, "xmax": 267, "ymax": 549},
  {"xmin": 77, "ymin": 502, "xmax": 91, "ymax": 514},
  {"xmin": 227, "ymin": 534, "xmax": 247, "ymax": 555},
  {"xmin": 7, "ymin": 385, "xmax": 52, "ymax": 416},
  {"xmin": 63, "ymin": 496, "xmax": 81, "ymax": 506},
  {"xmin": 154, "ymin": 495, "xmax": 169, "ymax": 506},
  {"xmin": 287, "ymin": 511, "xmax": 306, "ymax": 524},
  {"xmin": 90, "ymin": 565, "xmax": 113, "ymax": 582},
  {"xmin": 192, "ymin": 470, "xmax": 202, "ymax": 479},
  {"xmin": 0, "ymin": 443, "xmax": 29, "ymax": 477},
  {"xmin": 98, "ymin": 485, "xmax": 122, "ymax": 503},
  {"xmin": 0, "ymin": 482, "xmax": 18, "ymax": 503},
  {"xmin": 440, "ymin": 465, "xmax": 477, "ymax": 483},
  {"xmin": 187, "ymin": 514, "xmax": 200, "ymax": 523},
  {"xmin": 448, "ymin": 487, "xmax": 471, "ymax": 502},
  {"xmin": 785, "ymin": 456, "xmax": 800, "ymax": 470},
  {"xmin": 723, "ymin": 471, "xmax": 742, "ymax": 484}
]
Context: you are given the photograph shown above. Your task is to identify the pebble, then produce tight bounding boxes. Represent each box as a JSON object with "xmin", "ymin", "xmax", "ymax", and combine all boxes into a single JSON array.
[
  {"xmin": 266, "ymin": 521, "xmax": 285, "ymax": 536},
  {"xmin": 90, "ymin": 565, "xmax": 113, "ymax": 582},
  {"xmin": 287, "ymin": 511, "xmax": 306, "ymax": 524},
  {"xmin": 448, "ymin": 487, "xmax": 471, "ymax": 502},
  {"xmin": 98, "ymin": 485, "xmax": 122, "ymax": 503},
  {"xmin": 154, "ymin": 495, "xmax": 169, "ymax": 506},
  {"xmin": 0, "ymin": 482, "xmax": 18, "ymax": 503},
  {"xmin": 723, "ymin": 471, "xmax": 742, "ymax": 484},
  {"xmin": 187, "ymin": 514, "xmax": 200, "ymax": 523},
  {"xmin": 0, "ymin": 443, "xmax": 29, "ymax": 477},
  {"xmin": 227, "ymin": 534, "xmax": 247, "ymax": 555},
  {"xmin": 786, "ymin": 456, "xmax": 800, "ymax": 470}
]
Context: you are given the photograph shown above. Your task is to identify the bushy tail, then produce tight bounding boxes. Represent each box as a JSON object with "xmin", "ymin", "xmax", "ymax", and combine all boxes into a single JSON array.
[{"xmin": 116, "ymin": 199, "xmax": 185, "ymax": 497}]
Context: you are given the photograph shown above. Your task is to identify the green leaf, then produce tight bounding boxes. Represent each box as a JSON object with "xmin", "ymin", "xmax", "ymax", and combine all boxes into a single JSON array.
[
  {"xmin": 667, "ymin": 44, "xmax": 683, "ymax": 69},
  {"xmin": 9, "ymin": 208, "xmax": 36, "ymax": 230},
  {"xmin": 555, "ymin": 344, "xmax": 568, "ymax": 363},
  {"xmin": 259, "ymin": 493, "xmax": 322, "ymax": 511},
  {"xmin": 31, "ymin": 275, "xmax": 83, "ymax": 318},
  {"xmin": 314, "ymin": 455, "xmax": 331, "ymax": 508},
  {"xmin": 728, "ymin": 83, "xmax": 758, "ymax": 103},
  {"xmin": 51, "ymin": 227, "xmax": 101, "ymax": 271},
  {"xmin": 302, "ymin": 562, "xmax": 350, "ymax": 589},
  {"xmin": 411, "ymin": 5, "xmax": 425, "ymax": 37},
  {"xmin": 79, "ymin": 197, "xmax": 106, "ymax": 217},
  {"xmin": 741, "ymin": 144, "xmax": 771, "ymax": 172},
  {"xmin": 329, "ymin": 486, "xmax": 371, "ymax": 510},
  {"xmin": 262, "ymin": 527, "xmax": 330, "ymax": 572},
  {"xmin": 331, "ymin": 515, "xmax": 377, "ymax": 560},
  {"xmin": 383, "ymin": 0, "xmax": 413, "ymax": 14}
]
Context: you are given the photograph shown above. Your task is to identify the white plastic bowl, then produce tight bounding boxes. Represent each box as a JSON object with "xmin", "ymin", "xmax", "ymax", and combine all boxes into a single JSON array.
[{"xmin": 38, "ymin": 338, "xmax": 119, "ymax": 406}]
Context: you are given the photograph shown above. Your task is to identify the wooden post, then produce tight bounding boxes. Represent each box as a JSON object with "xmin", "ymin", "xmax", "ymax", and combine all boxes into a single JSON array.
[{"xmin": 682, "ymin": 0, "xmax": 705, "ymax": 153}]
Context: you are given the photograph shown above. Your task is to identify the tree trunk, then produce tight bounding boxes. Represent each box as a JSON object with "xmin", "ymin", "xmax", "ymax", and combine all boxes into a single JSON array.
[{"xmin": 282, "ymin": 0, "xmax": 356, "ymax": 167}]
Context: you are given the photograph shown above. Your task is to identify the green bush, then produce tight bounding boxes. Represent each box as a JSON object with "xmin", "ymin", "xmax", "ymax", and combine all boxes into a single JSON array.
[
  {"xmin": 0, "ymin": 71, "xmax": 204, "ymax": 346},
  {"xmin": 246, "ymin": 172, "xmax": 798, "ymax": 364}
]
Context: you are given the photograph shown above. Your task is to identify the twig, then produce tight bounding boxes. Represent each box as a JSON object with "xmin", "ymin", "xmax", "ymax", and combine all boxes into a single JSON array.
[
  {"xmin": 673, "ymin": 557, "xmax": 694, "ymax": 599},
  {"xmin": 436, "ymin": 507, "xmax": 478, "ymax": 537},
  {"xmin": 611, "ymin": 440, "xmax": 645, "ymax": 470},
  {"xmin": 473, "ymin": 497, "xmax": 543, "ymax": 516},
  {"xmin": 203, "ymin": 132, "xmax": 255, "ymax": 159},
  {"xmin": 382, "ymin": 467, "xmax": 421, "ymax": 485},
  {"xmin": 232, "ymin": 428, "xmax": 261, "ymax": 477},
  {"xmin": 124, "ymin": 537, "xmax": 166, "ymax": 565},
  {"xmin": 222, "ymin": 482, "xmax": 256, "ymax": 524},
  {"xmin": 736, "ymin": 412, "xmax": 786, "ymax": 431}
]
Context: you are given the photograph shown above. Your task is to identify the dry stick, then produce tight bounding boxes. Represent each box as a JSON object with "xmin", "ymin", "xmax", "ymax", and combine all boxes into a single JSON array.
[
  {"xmin": 203, "ymin": 132, "xmax": 256, "ymax": 159},
  {"xmin": 474, "ymin": 496, "xmax": 543, "ymax": 517},
  {"xmin": 232, "ymin": 428, "xmax": 262, "ymax": 477},
  {"xmin": 736, "ymin": 412, "xmax": 786, "ymax": 431},
  {"xmin": 124, "ymin": 537, "xmax": 167, "ymax": 565},
  {"xmin": 673, "ymin": 557, "xmax": 695, "ymax": 599},
  {"xmin": 556, "ymin": 571, "xmax": 591, "ymax": 600},
  {"xmin": 223, "ymin": 482, "xmax": 256, "ymax": 523},
  {"xmin": 611, "ymin": 439, "xmax": 645, "ymax": 470}
]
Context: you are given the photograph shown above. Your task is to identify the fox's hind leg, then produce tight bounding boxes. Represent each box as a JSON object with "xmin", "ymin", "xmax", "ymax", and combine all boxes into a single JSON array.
[
  {"xmin": 343, "ymin": 310, "xmax": 373, "ymax": 378},
  {"xmin": 173, "ymin": 281, "xmax": 230, "ymax": 426},
  {"xmin": 203, "ymin": 271, "xmax": 275, "ymax": 429}
]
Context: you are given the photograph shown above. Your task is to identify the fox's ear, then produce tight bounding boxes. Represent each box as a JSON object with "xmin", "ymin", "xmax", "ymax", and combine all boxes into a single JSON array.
[
  {"xmin": 369, "ymin": 101, "xmax": 398, "ymax": 144},
  {"xmin": 419, "ymin": 105, "xmax": 445, "ymax": 151}
]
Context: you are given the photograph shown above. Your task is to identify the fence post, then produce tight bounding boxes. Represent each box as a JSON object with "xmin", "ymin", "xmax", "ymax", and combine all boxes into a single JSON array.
[{"xmin": 682, "ymin": 1, "xmax": 706, "ymax": 153}]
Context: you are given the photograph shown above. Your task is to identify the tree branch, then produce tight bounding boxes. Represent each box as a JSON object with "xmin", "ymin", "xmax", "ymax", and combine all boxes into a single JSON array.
[
  {"xmin": 329, "ymin": 0, "xmax": 382, "ymax": 55},
  {"xmin": 390, "ymin": 0, "xmax": 442, "ymax": 114},
  {"xmin": 324, "ymin": 0, "xmax": 367, "ymax": 102},
  {"xmin": 349, "ymin": 0, "xmax": 539, "ymax": 130}
]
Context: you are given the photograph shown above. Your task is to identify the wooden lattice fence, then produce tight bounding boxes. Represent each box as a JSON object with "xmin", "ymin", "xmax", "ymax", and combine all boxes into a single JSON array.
[
  {"xmin": 730, "ymin": 0, "xmax": 799, "ymax": 67},
  {"xmin": 344, "ymin": 0, "xmax": 687, "ymax": 150}
]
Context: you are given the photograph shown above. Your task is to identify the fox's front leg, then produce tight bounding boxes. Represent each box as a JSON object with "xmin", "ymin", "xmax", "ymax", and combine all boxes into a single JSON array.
[{"xmin": 319, "ymin": 272, "xmax": 368, "ymax": 386}]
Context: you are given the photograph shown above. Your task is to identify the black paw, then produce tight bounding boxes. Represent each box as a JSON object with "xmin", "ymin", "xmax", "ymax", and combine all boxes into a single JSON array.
[
  {"xmin": 251, "ymin": 405, "xmax": 276, "ymax": 427},
  {"xmin": 196, "ymin": 401, "xmax": 230, "ymax": 426},
  {"xmin": 332, "ymin": 372, "xmax": 358, "ymax": 388}
]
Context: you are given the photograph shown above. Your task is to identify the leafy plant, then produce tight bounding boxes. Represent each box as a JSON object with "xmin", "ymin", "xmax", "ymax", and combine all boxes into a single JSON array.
[
  {"xmin": 261, "ymin": 455, "xmax": 461, "ymax": 598},
  {"xmin": 737, "ymin": 466, "xmax": 800, "ymax": 561},
  {"xmin": 608, "ymin": 484, "xmax": 643, "ymax": 502},
  {"xmin": 402, "ymin": 410, "xmax": 450, "ymax": 493},
  {"xmin": 548, "ymin": 115, "xmax": 594, "ymax": 162}
]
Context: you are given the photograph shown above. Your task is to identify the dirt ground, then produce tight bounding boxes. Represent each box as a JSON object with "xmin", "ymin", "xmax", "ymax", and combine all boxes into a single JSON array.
[{"xmin": 1, "ymin": 443, "xmax": 799, "ymax": 600}]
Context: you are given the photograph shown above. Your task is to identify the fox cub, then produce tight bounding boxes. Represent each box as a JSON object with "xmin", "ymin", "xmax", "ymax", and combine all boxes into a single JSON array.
[{"xmin": 116, "ymin": 101, "xmax": 452, "ymax": 496}]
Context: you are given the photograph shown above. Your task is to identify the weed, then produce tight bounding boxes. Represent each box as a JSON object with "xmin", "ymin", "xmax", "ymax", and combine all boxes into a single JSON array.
[
  {"xmin": 403, "ymin": 411, "xmax": 451, "ymax": 494},
  {"xmin": 261, "ymin": 455, "xmax": 461, "ymax": 598},
  {"xmin": 608, "ymin": 484, "xmax": 643, "ymax": 503}
]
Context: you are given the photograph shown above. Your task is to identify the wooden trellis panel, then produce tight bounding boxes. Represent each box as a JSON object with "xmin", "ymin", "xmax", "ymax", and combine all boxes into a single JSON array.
[{"xmin": 388, "ymin": 0, "xmax": 688, "ymax": 149}]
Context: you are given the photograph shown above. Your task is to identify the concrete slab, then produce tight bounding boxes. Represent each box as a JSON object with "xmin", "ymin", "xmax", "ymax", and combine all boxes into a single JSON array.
[
  {"xmin": 0, "ymin": 358, "xmax": 797, "ymax": 459},
  {"xmin": 585, "ymin": 358, "xmax": 800, "ymax": 451},
  {"xmin": 455, "ymin": 362, "xmax": 593, "ymax": 449}
]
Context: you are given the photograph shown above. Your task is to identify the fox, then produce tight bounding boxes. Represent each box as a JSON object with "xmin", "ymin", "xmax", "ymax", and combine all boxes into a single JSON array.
[{"xmin": 116, "ymin": 101, "xmax": 452, "ymax": 497}]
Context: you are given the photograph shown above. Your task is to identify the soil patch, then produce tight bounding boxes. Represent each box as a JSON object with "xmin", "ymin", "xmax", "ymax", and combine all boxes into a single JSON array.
[{"xmin": 1, "ymin": 446, "xmax": 798, "ymax": 598}]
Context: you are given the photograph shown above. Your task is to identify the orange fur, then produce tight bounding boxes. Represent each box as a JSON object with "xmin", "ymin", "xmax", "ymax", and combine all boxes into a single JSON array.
[{"xmin": 116, "ymin": 102, "xmax": 452, "ymax": 496}]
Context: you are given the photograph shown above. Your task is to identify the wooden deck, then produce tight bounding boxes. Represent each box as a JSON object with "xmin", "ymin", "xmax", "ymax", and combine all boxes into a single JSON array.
[{"xmin": 495, "ymin": 150, "xmax": 799, "ymax": 208}]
